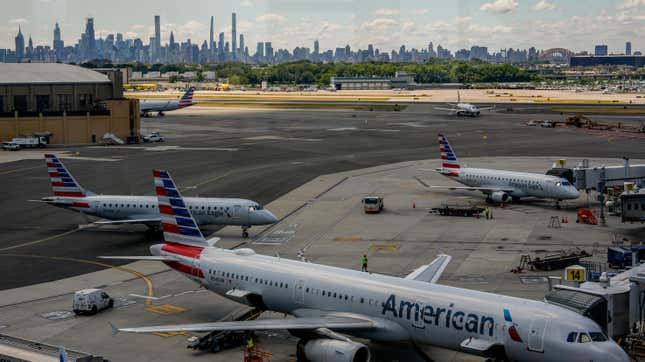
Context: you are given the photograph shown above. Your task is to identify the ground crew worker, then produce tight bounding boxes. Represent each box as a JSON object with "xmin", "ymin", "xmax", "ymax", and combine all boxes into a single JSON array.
[
  {"xmin": 361, "ymin": 254, "xmax": 368, "ymax": 272},
  {"xmin": 484, "ymin": 207, "xmax": 490, "ymax": 220}
]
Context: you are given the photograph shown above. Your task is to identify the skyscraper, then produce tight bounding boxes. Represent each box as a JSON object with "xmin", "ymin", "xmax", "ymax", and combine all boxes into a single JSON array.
[
  {"xmin": 626, "ymin": 42, "xmax": 632, "ymax": 56},
  {"xmin": 314, "ymin": 40, "xmax": 319, "ymax": 55},
  {"xmin": 27, "ymin": 35, "xmax": 33, "ymax": 59},
  {"xmin": 15, "ymin": 26, "xmax": 24, "ymax": 61},
  {"xmin": 154, "ymin": 15, "xmax": 161, "ymax": 60},
  {"xmin": 218, "ymin": 32, "xmax": 224, "ymax": 56},
  {"xmin": 265, "ymin": 42, "xmax": 273, "ymax": 60},
  {"xmin": 210, "ymin": 16, "xmax": 215, "ymax": 52},
  {"xmin": 256, "ymin": 42, "xmax": 264, "ymax": 58},
  {"xmin": 239, "ymin": 34, "xmax": 245, "ymax": 58},
  {"xmin": 53, "ymin": 22, "xmax": 64, "ymax": 57},
  {"xmin": 84, "ymin": 17, "xmax": 96, "ymax": 59},
  {"xmin": 231, "ymin": 12, "xmax": 237, "ymax": 57}
]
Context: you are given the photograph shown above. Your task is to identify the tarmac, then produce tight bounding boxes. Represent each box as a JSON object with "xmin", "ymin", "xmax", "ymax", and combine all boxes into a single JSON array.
[{"xmin": 1, "ymin": 105, "xmax": 645, "ymax": 361}]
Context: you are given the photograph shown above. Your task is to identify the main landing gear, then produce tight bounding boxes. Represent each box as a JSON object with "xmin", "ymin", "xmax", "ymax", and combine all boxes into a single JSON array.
[
  {"xmin": 242, "ymin": 226, "xmax": 250, "ymax": 238},
  {"xmin": 158, "ymin": 111, "xmax": 165, "ymax": 117},
  {"xmin": 555, "ymin": 200, "xmax": 562, "ymax": 210}
]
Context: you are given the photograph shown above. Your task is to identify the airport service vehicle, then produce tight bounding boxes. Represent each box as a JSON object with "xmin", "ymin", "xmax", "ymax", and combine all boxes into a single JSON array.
[
  {"xmin": 9, "ymin": 135, "xmax": 48, "ymax": 148},
  {"xmin": 38, "ymin": 154, "xmax": 277, "ymax": 237},
  {"xmin": 143, "ymin": 132, "xmax": 164, "ymax": 143},
  {"xmin": 431, "ymin": 133, "xmax": 580, "ymax": 207},
  {"xmin": 2, "ymin": 142, "xmax": 20, "ymax": 151},
  {"xmin": 434, "ymin": 91, "xmax": 494, "ymax": 117},
  {"xmin": 541, "ymin": 121, "xmax": 556, "ymax": 128},
  {"xmin": 73, "ymin": 288, "xmax": 114, "ymax": 315},
  {"xmin": 526, "ymin": 120, "xmax": 538, "ymax": 126},
  {"xmin": 139, "ymin": 87, "xmax": 195, "ymax": 117},
  {"xmin": 362, "ymin": 196, "xmax": 383, "ymax": 213},
  {"xmin": 105, "ymin": 170, "xmax": 629, "ymax": 362}
]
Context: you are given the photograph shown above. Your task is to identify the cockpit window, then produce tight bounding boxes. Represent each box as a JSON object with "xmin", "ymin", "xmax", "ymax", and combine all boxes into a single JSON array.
[
  {"xmin": 248, "ymin": 204, "xmax": 263, "ymax": 211},
  {"xmin": 562, "ymin": 181, "xmax": 572, "ymax": 186},
  {"xmin": 566, "ymin": 332, "xmax": 577, "ymax": 343},
  {"xmin": 578, "ymin": 333, "xmax": 591, "ymax": 343},
  {"xmin": 589, "ymin": 332, "xmax": 608, "ymax": 342}
]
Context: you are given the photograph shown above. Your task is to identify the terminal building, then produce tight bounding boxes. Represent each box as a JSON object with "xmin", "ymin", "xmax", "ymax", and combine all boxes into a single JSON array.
[
  {"xmin": 330, "ymin": 71, "xmax": 416, "ymax": 90},
  {"xmin": 570, "ymin": 55, "xmax": 645, "ymax": 68},
  {"xmin": 0, "ymin": 63, "xmax": 139, "ymax": 144}
]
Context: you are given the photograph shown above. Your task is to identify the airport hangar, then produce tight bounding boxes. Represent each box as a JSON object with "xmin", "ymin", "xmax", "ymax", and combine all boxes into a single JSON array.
[{"xmin": 0, "ymin": 63, "xmax": 139, "ymax": 144}]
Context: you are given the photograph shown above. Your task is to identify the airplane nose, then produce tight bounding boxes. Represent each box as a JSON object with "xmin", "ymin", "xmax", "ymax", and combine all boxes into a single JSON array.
[
  {"xmin": 604, "ymin": 343, "xmax": 630, "ymax": 362},
  {"xmin": 262, "ymin": 210, "xmax": 279, "ymax": 224}
]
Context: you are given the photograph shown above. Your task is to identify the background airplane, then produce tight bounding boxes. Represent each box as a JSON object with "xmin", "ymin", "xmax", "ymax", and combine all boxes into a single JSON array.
[
  {"xmin": 434, "ymin": 91, "xmax": 494, "ymax": 117},
  {"xmin": 39, "ymin": 154, "xmax": 277, "ymax": 237},
  {"xmin": 139, "ymin": 87, "xmax": 195, "ymax": 117},
  {"xmin": 104, "ymin": 169, "xmax": 628, "ymax": 362},
  {"xmin": 431, "ymin": 133, "xmax": 580, "ymax": 207}
]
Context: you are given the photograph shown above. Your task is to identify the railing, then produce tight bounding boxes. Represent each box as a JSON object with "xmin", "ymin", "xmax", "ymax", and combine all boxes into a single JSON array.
[{"xmin": 0, "ymin": 110, "xmax": 111, "ymax": 118}]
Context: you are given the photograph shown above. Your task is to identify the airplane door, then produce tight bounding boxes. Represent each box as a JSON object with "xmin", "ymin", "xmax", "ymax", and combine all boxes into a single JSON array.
[
  {"xmin": 527, "ymin": 319, "xmax": 548, "ymax": 352},
  {"xmin": 294, "ymin": 279, "xmax": 305, "ymax": 304},
  {"xmin": 232, "ymin": 205, "xmax": 242, "ymax": 222}
]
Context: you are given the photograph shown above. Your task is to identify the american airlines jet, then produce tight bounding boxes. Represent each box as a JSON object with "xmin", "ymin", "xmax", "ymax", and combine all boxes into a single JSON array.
[
  {"xmin": 432, "ymin": 133, "xmax": 580, "ymax": 207},
  {"xmin": 139, "ymin": 87, "xmax": 195, "ymax": 117},
  {"xmin": 434, "ymin": 92, "xmax": 494, "ymax": 117},
  {"xmin": 104, "ymin": 169, "xmax": 628, "ymax": 362},
  {"xmin": 39, "ymin": 154, "xmax": 277, "ymax": 237}
]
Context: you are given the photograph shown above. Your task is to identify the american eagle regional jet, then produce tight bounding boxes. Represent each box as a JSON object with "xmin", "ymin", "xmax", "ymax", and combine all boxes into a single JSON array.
[
  {"xmin": 139, "ymin": 87, "xmax": 195, "ymax": 117},
  {"xmin": 432, "ymin": 133, "xmax": 580, "ymax": 207},
  {"xmin": 39, "ymin": 154, "xmax": 277, "ymax": 237},
  {"xmin": 103, "ymin": 169, "xmax": 627, "ymax": 362}
]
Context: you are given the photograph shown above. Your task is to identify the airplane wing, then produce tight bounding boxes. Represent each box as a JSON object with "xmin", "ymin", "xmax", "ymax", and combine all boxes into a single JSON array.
[
  {"xmin": 93, "ymin": 218, "xmax": 161, "ymax": 225},
  {"xmin": 99, "ymin": 255, "xmax": 177, "ymax": 261},
  {"xmin": 430, "ymin": 185, "xmax": 516, "ymax": 193},
  {"xmin": 405, "ymin": 254, "xmax": 452, "ymax": 283},
  {"xmin": 112, "ymin": 316, "xmax": 374, "ymax": 334}
]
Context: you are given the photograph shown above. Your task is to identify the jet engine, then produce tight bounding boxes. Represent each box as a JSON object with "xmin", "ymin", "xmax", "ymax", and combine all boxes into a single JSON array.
[
  {"xmin": 490, "ymin": 191, "xmax": 510, "ymax": 203},
  {"xmin": 297, "ymin": 338, "xmax": 370, "ymax": 362}
]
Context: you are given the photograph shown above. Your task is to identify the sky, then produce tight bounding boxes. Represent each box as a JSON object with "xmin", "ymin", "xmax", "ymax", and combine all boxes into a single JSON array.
[{"xmin": 1, "ymin": 0, "xmax": 645, "ymax": 54}]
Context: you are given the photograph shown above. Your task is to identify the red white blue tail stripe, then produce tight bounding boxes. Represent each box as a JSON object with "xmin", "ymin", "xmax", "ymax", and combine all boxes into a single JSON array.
[
  {"xmin": 45, "ymin": 154, "xmax": 85, "ymax": 197},
  {"xmin": 154, "ymin": 169, "xmax": 206, "ymax": 247},
  {"xmin": 178, "ymin": 87, "xmax": 195, "ymax": 107},
  {"xmin": 438, "ymin": 133, "xmax": 460, "ymax": 177}
]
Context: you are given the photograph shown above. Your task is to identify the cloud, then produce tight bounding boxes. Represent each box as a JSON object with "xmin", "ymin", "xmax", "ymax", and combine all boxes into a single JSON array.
[
  {"xmin": 533, "ymin": 0, "xmax": 556, "ymax": 10},
  {"xmin": 617, "ymin": 0, "xmax": 645, "ymax": 9},
  {"xmin": 455, "ymin": 16, "xmax": 473, "ymax": 24},
  {"xmin": 256, "ymin": 13, "xmax": 287, "ymax": 24},
  {"xmin": 240, "ymin": 0, "xmax": 254, "ymax": 8},
  {"xmin": 373, "ymin": 8, "xmax": 400, "ymax": 16},
  {"xmin": 480, "ymin": 0, "xmax": 518, "ymax": 13},
  {"xmin": 9, "ymin": 18, "xmax": 29, "ymax": 25},
  {"xmin": 358, "ymin": 18, "xmax": 398, "ymax": 32},
  {"xmin": 414, "ymin": 9, "xmax": 429, "ymax": 15}
]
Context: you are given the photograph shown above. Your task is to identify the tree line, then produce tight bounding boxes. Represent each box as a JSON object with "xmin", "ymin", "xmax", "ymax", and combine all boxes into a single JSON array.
[{"xmin": 82, "ymin": 59, "xmax": 539, "ymax": 85}]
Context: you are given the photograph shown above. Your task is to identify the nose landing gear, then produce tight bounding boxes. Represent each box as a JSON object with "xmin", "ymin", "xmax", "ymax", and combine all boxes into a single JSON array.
[{"xmin": 242, "ymin": 226, "xmax": 250, "ymax": 238}]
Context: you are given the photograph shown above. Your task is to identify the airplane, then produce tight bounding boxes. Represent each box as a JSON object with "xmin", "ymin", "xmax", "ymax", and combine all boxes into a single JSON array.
[
  {"xmin": 434, "ymin": 91, "xmax": 494, "ymax": 117},
  {"xmin": 431, "ymin": 133, "xmax": 580, "ymax": 208},
  {"xmin": 38, "ymin": 154, "xmax": 277, "ymax": 237},
  {"xmin": 104, "ymin": 169, "xmax": 629, "ymax": 362},
  {"xmin": 139, "ymin": 87, "xmax": 195, "ymax": 117}
]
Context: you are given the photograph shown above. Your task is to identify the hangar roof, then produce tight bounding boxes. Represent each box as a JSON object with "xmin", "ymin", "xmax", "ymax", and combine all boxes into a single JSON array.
[{"xmin": 0, "ymin": 63, "xmax": 111, "ymax": 85}]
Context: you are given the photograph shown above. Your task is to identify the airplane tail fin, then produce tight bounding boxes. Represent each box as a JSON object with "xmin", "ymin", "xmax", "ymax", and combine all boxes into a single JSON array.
[
  {"xmin": 178, "ymin": 87, "xmax": 195, "ymax": 107},
  {"xmin": 45, "ymin": 154, "xmax": 93, "ymax": 197},
  {"xmin": 437, "ymin": 133, "xmax": 461, "ymax": 172},
  {"xmin": 153, "ymin": 169, "xmax": 208, "ymax": 247}
]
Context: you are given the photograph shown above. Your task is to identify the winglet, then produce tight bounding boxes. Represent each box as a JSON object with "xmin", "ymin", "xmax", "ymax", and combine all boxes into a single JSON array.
[{"xmin": 109, "ymin": 322, "xmax": 120, "ymax": 336}]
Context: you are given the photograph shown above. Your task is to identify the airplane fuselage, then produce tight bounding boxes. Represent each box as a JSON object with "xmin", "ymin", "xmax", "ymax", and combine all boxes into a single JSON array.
[
  {"xmin": 42, "ymin": 195, "xmax": 277, "ymax": 227},
  {"xmin": 455, "ymin": 103, "xmax": 480, "ymax": 116},
  {"xmin": 140, "ymin": 100, "xmax": 187, "ymax": 114},
  {"xmin": 156, "ymin": 245, "xmax": 626, "ymax": 362},
  {"xmin": 444, "ymin": 167, "xmax": 580, "ymax": 201}
]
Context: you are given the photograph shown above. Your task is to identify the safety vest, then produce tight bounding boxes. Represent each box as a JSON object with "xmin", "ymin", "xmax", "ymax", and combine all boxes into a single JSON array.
[
  {"xmin": 361, "ymin": 256, "xmax": 368, "ymax": 265},
  {"xmin": 247, "ymin": 338, "xmax": 254, "ymax": 348}
]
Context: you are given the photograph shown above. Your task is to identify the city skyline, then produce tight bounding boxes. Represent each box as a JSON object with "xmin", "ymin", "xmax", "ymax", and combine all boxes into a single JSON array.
[{"xmin": 1, "ymin": 0, "xmax": 644, "ymax": 54}]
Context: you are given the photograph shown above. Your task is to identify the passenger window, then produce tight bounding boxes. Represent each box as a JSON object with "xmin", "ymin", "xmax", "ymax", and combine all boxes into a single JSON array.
[
  {"xmin": 322, "ymin": 291, "xmax": 326, "ymax": 296},
  {"xmin": 333, "ymin": 293, "xmax": 336, "ymax": 298},
  {"xmin": 361, "ymin": 298, "xmax": 364, "ymax": 303},
  {"xmin": 306, "ymin": 288, "xmax": 309, "ymax": 292},
  {"xmin": 567, "ymin": 332, "xmax": 577, "ymax": 342},
  {"xmin": 578, "ymin": 333, "xmax": 591, "ymax": 343}
]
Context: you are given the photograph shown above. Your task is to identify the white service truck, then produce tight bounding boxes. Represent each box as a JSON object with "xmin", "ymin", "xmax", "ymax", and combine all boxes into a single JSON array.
[
  {"xmin": 10, "ymin": 135, "xmax": 48, "ymax": 148},
  {"xmin": 73, "ymin": 288, "xmax": 114, "ymax": 315}
]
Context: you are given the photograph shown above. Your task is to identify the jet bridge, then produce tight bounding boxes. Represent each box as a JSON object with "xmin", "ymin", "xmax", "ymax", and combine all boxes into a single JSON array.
[{"xmin": 573, "ymin": 158, "xmax": 645, "ymax": 191}]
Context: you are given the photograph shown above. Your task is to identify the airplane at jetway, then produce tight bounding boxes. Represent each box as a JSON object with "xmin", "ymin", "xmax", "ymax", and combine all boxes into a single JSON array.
[
  {"xmin": 139, "ymin": 87, "xmax": 195, "ymax": 117},
  {"xmin": 103, "ymin": 169, "xmax": 628, "ymax": 362},
  {"xmin": 37, "ymin": 154, "xmax": 277, "ymax": 237},
  {"xmin": 431, "ymin": 133, "xmax": 580, "ymax": 207}
]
